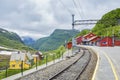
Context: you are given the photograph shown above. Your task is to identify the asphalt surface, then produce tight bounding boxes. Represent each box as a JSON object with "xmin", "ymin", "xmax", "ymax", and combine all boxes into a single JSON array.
[
  {"xmin": 93, "ymin": 47, "xmax": 115, "ymax": 80},
  {"xmin": 98, "ymin": 47, "xmax": 120, "ymax": 80},
  {"xmin": 78, "ymin": 45, "xmax": 119, "ymax": 80}
]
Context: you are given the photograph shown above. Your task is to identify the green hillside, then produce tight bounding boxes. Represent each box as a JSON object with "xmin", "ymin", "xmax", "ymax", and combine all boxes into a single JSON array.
[
  {"xmin": 33, "ymin": 29, "xmax": 79, "ymax": 51},
  {"xmin": 92, "ymin": 8, "xmax": 120, "ymax": 37},
  {"xmin": 0, "ymin": 28, "xmax": 23, "ymax": 43},
  {"xmin": 0, "ymin": 28, "xmax": 35, "ymax": 51},
  {"xmin": 75, "ymin": 29, "xmax": 91, "ymax": 37}
]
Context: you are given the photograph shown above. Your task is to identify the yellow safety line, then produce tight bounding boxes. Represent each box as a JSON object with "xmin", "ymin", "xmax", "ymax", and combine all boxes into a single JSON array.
[
  {"xmin": 103, "ymin": 52, "xmax": 119, "ymax": 80},
  {"xmin": 90, "ymin": 47, "xmax": 100, "ymax": 80},
  {"xmin": 79, "ymin": 46, "xmax": 119, "ymax": 80}
]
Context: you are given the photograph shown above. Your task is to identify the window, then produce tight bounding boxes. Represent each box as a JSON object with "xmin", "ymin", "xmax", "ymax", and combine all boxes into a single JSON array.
[{"xmin": 12, "ymin": 65, "xmax": 15, "ymax": 67}]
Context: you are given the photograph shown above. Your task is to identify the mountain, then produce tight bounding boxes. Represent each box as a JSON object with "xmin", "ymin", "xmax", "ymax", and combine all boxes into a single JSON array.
[
  {"xmin": 0, "ymin": 28, "xmax": 34, "ymax": 50},
  {"xmin": 22, "ymin": 36, "xmax": 35, "ymax": 46},
  {"xmin": 0, "ymin": 28, "xmax": 23, "ymax": 43},
  {"xmin": 32, "ymin": 29, "xmax": 79, "ymax": 51},
  {"xmin": 92, "ymin": 8, "xmax": 120, "ymax": 37}
]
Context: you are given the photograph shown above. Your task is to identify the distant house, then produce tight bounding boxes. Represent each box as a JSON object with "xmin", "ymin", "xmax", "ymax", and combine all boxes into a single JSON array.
[
  {"xmin": 88, "ymin": 36, "xmax": 101, "ymax": 45},
  {"xmin": 9, "ymin": 51, "xmax": 33, "ymax": 69},
  {"xmin": 32, "ymin": 55, "xmax": 39, "ymax": 63},
  {"xmin": 99, "ymin": 37, "xmax": 113, "ymax": 47},
  {"xmin": 32, "ymin": 51, "xmax": 43, "ymax": 63},
  {"xmin": 99, "ymin": 37, "xmax": 120, "ymax": 47},
  {"xmin": 35, "ymin": 51, "xmax": 43, "ymax": 60},
  {"xmin": 76, "ymin": 36, "xmax": 83, "ymax": 44},
  {"xmin": 83, "ymin": 32, "xmax": 96, "ymax": 39},
  {"xmin": 76, "ymin": 33, "xmax": 100, "ymax": 45},
  {"xmin": 76, "ymin": 32, "xmax": 120, "ymax": 47},
  {"xmin": 114, "ymin": 40, "xmax": 120, "ymax": 46}
]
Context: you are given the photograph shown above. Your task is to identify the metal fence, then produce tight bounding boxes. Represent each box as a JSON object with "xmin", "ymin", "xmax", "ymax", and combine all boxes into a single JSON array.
[{"xmin": 0, "ymin": 52, "xmax": 64, "ymax": 80}]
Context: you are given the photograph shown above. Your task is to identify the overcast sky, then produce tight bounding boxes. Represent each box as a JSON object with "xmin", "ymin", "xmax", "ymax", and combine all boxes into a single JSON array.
[{"xmin": 0, "ymin": 0, "xmax": 120, "ymax": 40}]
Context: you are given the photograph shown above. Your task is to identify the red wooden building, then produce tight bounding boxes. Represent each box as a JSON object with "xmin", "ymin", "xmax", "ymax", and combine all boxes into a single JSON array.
[
  {"xmin": 88, "ymin": 36, "xmax": 101, "ymax": 45},
  {"xmin": 76, "ymin": 32, "xmax": 120, "ymax": 47},
  {"xmin": 76, "ymin": 36, "xmax": 83, "ymax": 44},
  {"xmin": 76, "ymin": 33, "xmax": 101, "ymax": 45},
  {"xmin": 83, "ymin": 32, "xmax": 96, "ymax": 39},
  {"xmin": 99, "ymin": 37, "xmax": 113, "ymax": 47},
  {"xmin": 99, "ymin": 37, "xmax": 120, "ymax": 47},
  {"xmin": 114, "ymin": 40, "xmax": 120, "ymax": 46},
  {"xmin": 82, "ymin": 33, "xmax": 100, "ymax": 45}
]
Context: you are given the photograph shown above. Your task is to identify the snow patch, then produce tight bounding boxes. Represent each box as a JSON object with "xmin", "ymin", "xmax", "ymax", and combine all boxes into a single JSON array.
[
  {"xmin": 0, "ymin": 51, "xmax": 12, "ymax": 55},
  {"xmin": 2, "ymin": 30, "xmax": 6, "ymax": 33}
]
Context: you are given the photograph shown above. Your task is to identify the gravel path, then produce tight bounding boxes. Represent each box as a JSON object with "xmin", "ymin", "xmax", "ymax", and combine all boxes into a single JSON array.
[
  {"xmin": 78, "ymin": 48, "xmax": 97, "ymax": 80},
  {"xmin": 16, "ymin": 50, "xmax": 84, "ymax": 80}
]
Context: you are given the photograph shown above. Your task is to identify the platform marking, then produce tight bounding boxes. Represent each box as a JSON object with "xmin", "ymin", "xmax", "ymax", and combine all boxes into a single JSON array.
[
  {"xmin": 103, "ymin": 51, "xmax": 119, "ymax": 80},
  {"xmin": 90, "ymin": 47, "xmax": 100, "ymax": 80}
]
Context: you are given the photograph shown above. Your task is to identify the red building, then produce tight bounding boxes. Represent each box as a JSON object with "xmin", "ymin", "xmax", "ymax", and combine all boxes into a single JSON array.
[
  {"xmin": 99, "ymin": 37, "xmax": 113, "ymax": 47},
  {"xmin": 76, "ymin": 32, "xmax": 120, "ymax": 47},
  {"xmin": 76, "ymin": 33, "xmax": 101, "ymax": 45},
  {"xmin": 114, "ymin": 40, "xmax": 120, "ymax": 46},
  {"xmin": 67, "ymin": 42, "xmax": 72, "ymax": 49},
  {"xmin": 82, "ymin": 33, "xmax": 100, "ymax": 45},
  {"xmin": 99, "ymin": 37, "xmax": 120, "ymax": 47},
  {"xmin": 83, "ymin": 33, "xmax": 96, "ymax": 39},
  {"xmin": 76, "ymin": 36, "xmax": 83, "ymax": 44},
  {"xmin": 88, "ymin": 36, "xmax": 101, "ymax": 45}
]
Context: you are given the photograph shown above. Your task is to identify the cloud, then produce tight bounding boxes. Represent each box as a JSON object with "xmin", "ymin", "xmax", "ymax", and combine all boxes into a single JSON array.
[{"xmin": 0, "ymin": 0, "xmax": 120, "ymax": 39}]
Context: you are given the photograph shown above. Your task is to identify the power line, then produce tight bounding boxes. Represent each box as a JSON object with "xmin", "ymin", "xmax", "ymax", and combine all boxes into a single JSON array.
[
  {"xmin": 77, "ymin": 0, "xmax": 85, "ymax": 19},
  {"xmin": 58, "ymin": 0, "xmax": 73, "ymax": 15},
  {"xmin": 72, "ymin": 0, "xmax": 82, "ymax": 18}
]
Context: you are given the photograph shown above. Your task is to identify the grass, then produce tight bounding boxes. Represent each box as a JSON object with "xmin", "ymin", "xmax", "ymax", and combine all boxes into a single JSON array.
[
  {"xmin": 0, "ymin": 69, "xmax": 29, "ymax": 80},
  {"xmin": 0, "ymin": 55, "xmax": 10, "ymax": 69},
  {"xmin": 0, "ymin": 54, "xmax": 64, "ymax": 80}
]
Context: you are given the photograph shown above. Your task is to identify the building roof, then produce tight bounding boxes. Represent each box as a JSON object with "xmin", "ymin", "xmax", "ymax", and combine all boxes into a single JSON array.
[
  {"xmin": 76, "ymin": 36, "xmax": 83, "ymax": 39},
  {"xmin": 26, "ymin": 52, "xmax": 33, "ymax": 60},
  {"xmin": 35, "ymin": 51, "xmax": 43, "ymax": 55},
  {"xmin": 10, "ymin": 51, "xmax": 33, "ymax": 61},
  {"xmin": 10, "ymin": 52, "xmax": 25, "ymax": 61},
  {"xmin": 83, "ymin": 32, "xmax": 96, "ymax": 38},
  {"xmin": 87, "ymin": 36, "xmax": 98, "ymax": 41},
  {"xmin": 32, "ymin": 55, "xmax": 38, "ymax": 57}
]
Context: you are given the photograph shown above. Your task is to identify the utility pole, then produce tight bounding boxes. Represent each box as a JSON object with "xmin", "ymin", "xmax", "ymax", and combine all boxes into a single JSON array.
[{"xmin": 72, "ymin": 14, "xmax": 75, "ymax": 30}]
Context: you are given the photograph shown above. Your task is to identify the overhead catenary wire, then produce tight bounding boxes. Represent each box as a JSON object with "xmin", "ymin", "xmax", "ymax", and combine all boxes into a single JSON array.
[
  {"xmin": 76, "ymin": 0, "xmax": 85, "ymax": 19},
  {"xmin": 58, "ymin": 0, "xmax": 73, "ymax": 15},
  {"xmin": 72, "ymin": 0, "xmax": 82, "ymax": 18}
]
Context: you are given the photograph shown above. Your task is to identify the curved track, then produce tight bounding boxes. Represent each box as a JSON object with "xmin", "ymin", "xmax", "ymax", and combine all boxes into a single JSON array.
[
  {"xmin": 16, "ymin": 48, "xmax": 96, "ymax": 80},
  {"xmin": 48, "ymin": 50, "xmax": 91, "ymax": 80}
]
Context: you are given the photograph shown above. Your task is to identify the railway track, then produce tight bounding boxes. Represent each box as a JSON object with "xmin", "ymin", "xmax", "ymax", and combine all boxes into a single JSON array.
[
  {"xmin": 17, "ymin": 48, "xmax": 96, "ymax": 80},
  {"xmin": 48, "ymin": 50, "xmax": 91, "ymax": 80}
]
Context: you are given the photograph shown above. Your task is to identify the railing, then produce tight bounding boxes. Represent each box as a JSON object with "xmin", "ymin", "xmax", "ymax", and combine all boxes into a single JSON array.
[{"xmin": 0, "ymin": 52, "xmax": 64, "ymax": 80}]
